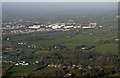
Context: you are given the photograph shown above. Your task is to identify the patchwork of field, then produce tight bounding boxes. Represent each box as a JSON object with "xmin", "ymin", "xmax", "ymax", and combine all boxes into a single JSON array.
[
  {"xmin": 2, "ymin": 26, "xmax": 119, "ymax": 77},
  {"xmin": 3, "ymin": 26, "xmax": 118, "ymax": 55}
]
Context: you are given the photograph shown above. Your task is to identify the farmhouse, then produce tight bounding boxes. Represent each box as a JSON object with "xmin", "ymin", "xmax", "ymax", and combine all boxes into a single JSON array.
[
  {"xmin": 35, "ymin": 61, "xmax": 39, "ymax": 63},
  {"xmin": 28, "ymin": 25, "xmax": 40, "ymax": 29},
  {"xmin": 52, "ymin": 25, "xmax": 62, "ymax": 29},
  {"xmin": 115, "ymin": 38, "xmax": 120, "ymax": 42},
  {"xmin": 6, "ymin": 47, "xmax": 13, "ymax": 51},
  {"xmin": 47, "ymin": 64, "xmax": 63, "ymax": 67},
  {"xmin": 64, "ymin": 26, "xmax": 74, "ymax": 29},
  {"xmin": 15, "ymin": 61, "xmax": 29, "ymax": 66}
]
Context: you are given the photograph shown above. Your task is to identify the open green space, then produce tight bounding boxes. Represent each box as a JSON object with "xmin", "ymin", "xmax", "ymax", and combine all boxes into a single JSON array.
[
  {"xmin": 7, "ymin": 65, "xmax": 35, "ymax": 76},
  {"xmin": 39, "ymin": 67, "xmax": 61, "ymax": 71},
  {"xmin": 2, "ymin": 26, "xmax": 119, "ymax": 77}
]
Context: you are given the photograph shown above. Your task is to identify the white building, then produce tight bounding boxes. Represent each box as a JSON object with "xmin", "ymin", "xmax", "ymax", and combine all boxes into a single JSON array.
[
  {"xmin": 15, "ymin": 61, "xmax": 29, "ymax": 66},
  {"xmin": 82, "ymin": 26, "xmax": 93, "ymax": 29},
  {"xmin": 64, "ymin": 26, "xmax": 73, "ymax": 29},
  {"xmin": 82, "ymin": 22, "xmax": 97, "ymax": 29},
  {"xmin": 35, "ymin": 61, "xmax": 39, "ymax": 63},
  {"xmin": 28, "ymin": 25, "xmax": 40, "ymax": 29},
  {"xmin": 89, "ymin": 22, "xmax": 97, "ymax": 26},
  {"xmin": 52, "ymin": 26, "xmax": 62, "ymax": 29}
]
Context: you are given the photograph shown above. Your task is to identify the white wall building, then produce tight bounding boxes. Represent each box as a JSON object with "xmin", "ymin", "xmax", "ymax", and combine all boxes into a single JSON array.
[
  {"xmin": 15, "ymin": 61, "xmax": 29, "ymax": 66},
  {"xmin": 28, "ymin": 25, "xmax": 40, "ymax": 29},
  {"xmin": 52, "ymin": 26, "xmax": 62, "ymax": 29},
  {"xmin": 64, "ymin": 26, "xmax": 73, "ymax": 29}
]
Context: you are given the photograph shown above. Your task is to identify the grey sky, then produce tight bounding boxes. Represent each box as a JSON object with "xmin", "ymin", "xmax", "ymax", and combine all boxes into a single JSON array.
[{"xmin": 2, "ymin": 0, "xmax": 120, "ymax": 2}]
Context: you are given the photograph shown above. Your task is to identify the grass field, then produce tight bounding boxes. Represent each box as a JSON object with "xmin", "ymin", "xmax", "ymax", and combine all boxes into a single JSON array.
[
  {"xmin": 7, "ymin": 65, "xmax": 35, "ymax": 76},
  {"xmin": 108, "ymin": 73, "xmax": 120, "ymax": 77},
  {"xmin": 91, "ymin": 44, "xmax": 118, "ymax": 55},
  {"xmin": 35, "ymin": 50, "xmax": 49, "ymax": 54},
  {"xmin": 2, "ymin": 26, "xmax": 119, "ymax": 77},
  {"xmin": 39, "ymin": 67, "xmax": 61, "ymax": 71},
  {"xmin": 2, "ymin": 64, "xmax": 12, "ymax": 72},
  {"xmin": 5, "ymin": 27, "xmax": 118, "ymax": 55}
]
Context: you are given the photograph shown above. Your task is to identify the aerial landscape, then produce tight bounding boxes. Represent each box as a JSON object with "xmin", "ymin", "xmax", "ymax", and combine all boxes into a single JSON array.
[{"xmin": 1, "ymin": 2, "xmax": 120, "ymax": 77}]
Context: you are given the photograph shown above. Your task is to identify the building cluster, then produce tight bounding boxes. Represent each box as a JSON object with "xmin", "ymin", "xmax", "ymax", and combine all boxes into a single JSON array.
[
  {"xmin": 17, "ymin": 42, "xmax": 27, "ymax": 45},
  {"xmin": 15, "ymin": 61, "xmax": 29, "ymax": 66},
  {"xmin": 28, "ymin": 45, "xmax": 39, "ymax": 49},
  {"xmin": 2, "ymin": 21, "xmax": 100, "ymax": 34},
  {"xmin": 47, "ymin": 64, "xmax": 63, "ymax": 68},
  {"xmin": 45, "ymin": 23, "xmax": 81, "ymax": 29},
  {"xmin": 68, "ymin": 65, "xmax": 83, "ymax": 69},
  {"xmin": 2, "ymin": 60, "xmax": 40, "ymax": 66},
  {"xmin": 2, "ymin": 60, "xmax": 15, "ymax": 64},
  {"xmin": 47, "ymin": 64, "xmax": 83, "ymax": 70},
  {"xmin": 27, "ymin": 22, "xmax": 97, "ymax": 30},
  {"xmin": 28, "ymin": 25, "xmax": 41, "ymax": 29},
  {"xmin": 82, "ymin": 22, "xmax": 97, "ymax": 29}
]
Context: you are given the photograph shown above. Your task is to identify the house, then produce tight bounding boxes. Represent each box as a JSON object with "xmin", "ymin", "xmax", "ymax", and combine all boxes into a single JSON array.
[
  {"xmin": 47, "ymin": 64, "xmax": 63, "ymax": 68},
  {"xmin": 68, "ymin": 66, "xmax": 71, "ymax": 68},
  {"xmin": 15, "ymin": 63, "xmax": 19, "ymax": 65},
  {"xmin": 0, "ymin": 56, "xmax": 2, "ymax": 58},
  {"xmin": 15, "ymin": 61, "xmax": 29, "ymax": 66},
  {"xmin": 6, "ymin": 47, "xmax": 13, "ymax": 51},
  {"xmin": 66, "ymin": 35, "xmax": 71, "ymax": 38},
  {"xmin": 72, "ymin": 65, "xmax": 76, "ymax": 67},
  {"xmin": 82, "ymin": 47, "xmax": 86, "ymax": 50},
  {"xmin": 28, "ymin": 25, "xmax": 40, "ymax": 29},
  {"xmin": 115, "ymin": 38, "xmax": 120, "ymax": 42},
  {"xmin": 52, "ymin": 25, "xmax": 62, "ymax": 29},
  {"xmin": 82, "ymin": 26, "xmax": 92, "ymax": 29},
  {"xmin": 99, "ymin": 26, "xmax": 103, "ymax": 28},
  {"xmin": 66, "ymin": 73, "xmax": 72, "ymax": 76},
  {"xmin": 88, "ymin": 65, "xmax": 92, "ymax": 69},
  {"xmin": 35, "ymin": 61, "xmax": 39, "ymax": 63},
  {"xmin": 7, "ymin": 37, "xmax": 10, "ymax": 40},
  {"xmin": 22, "ymin": 63, "xmax": 29, "ymax": 66},
  {"xmin": 89, "ymin": 22, "xmax": 97, "ymax": 27},
  {"xmin": 82, "ymin": 22, "xmax": 97, "ymax": 29},
  {"xmin": 64, "ymin": 26, "xmax": 73, "ymax": 29},
  {"xmin": 58, "ymin": 64, "xmax": 63, "ymax": 67}
]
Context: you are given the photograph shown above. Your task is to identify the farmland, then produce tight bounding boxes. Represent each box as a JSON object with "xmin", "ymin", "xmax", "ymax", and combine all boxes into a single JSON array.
[
  {"xmin": 6, "ymin": 65, "xmax": 35, "ymax": 76},
  {"xmin": 3, "ymin": 25, "xmax": 118, "ymax": 55},
  {"xmin": 2, "ymin": 25, "xmax": 120, "ymax": 77},
  {"xmin": 2, "ymin": 2, "xmax": 119, "ymax": 77}
]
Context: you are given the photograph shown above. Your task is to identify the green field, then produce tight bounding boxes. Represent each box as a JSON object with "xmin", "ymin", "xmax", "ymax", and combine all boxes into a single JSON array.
[
  {"xmin": 7, "ymin": 65, "xmax": 35, "ymax": 76},
  {"xmin": 108, "ymin": 73, "xmax": 120, "ymax": 77},
  {"xmin": 91, "ymin": 44, "xmax": 118, "ymax": 55},
  {"xmin": 39, "ymin": 67, "xmax": 61, "ymax": 71},
  {"xmin": 35, "ymin": 50, "xmax": 49, "ymax": 54},
  {"xmin": 2, "ymin": 26, "xmax": 119, "ymax": 77},
  {"xmin": 4, "ymin": 27, "xmax": 118, "ymax": 55}
]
